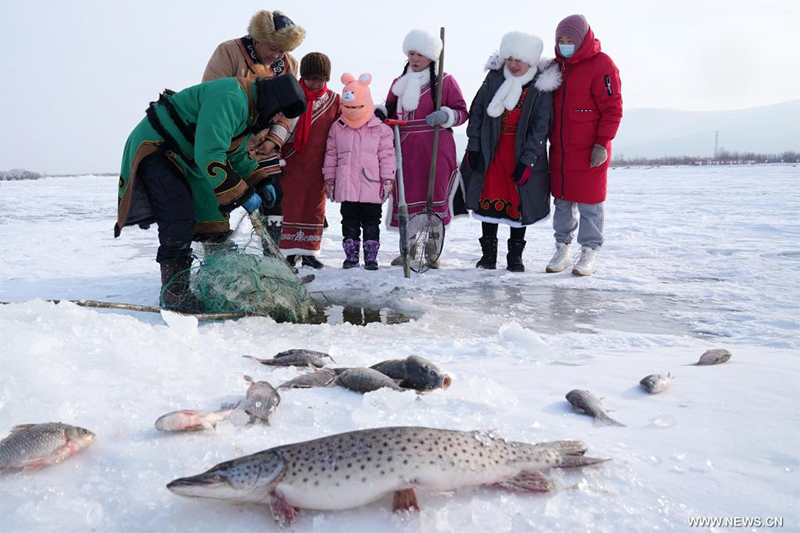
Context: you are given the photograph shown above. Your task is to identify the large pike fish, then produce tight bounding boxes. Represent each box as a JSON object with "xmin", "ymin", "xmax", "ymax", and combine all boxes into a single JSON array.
[{"xmin": 167, "ymin": 426, "xmax": 608, "ymax": 526}]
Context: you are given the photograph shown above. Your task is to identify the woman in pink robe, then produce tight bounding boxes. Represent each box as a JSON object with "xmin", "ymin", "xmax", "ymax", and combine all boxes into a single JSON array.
[{"xmin": 382, "ymin": 29, "xmax": 469, "ymax": 267}]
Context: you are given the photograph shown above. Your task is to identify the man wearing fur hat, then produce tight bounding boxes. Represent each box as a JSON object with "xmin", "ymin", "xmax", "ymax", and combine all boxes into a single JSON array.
[
  {"xmin": 545, "ymin": 14, "xmax": 622, "ymax": 277},
  {"xmin": 279, "ymin": 53, "xmax": 341, "ymax": 269},
  {"xmin": 463, "ymin": 31, "xmax": 561, "ymax": 272},
  {"xmin": 382, "ymin": 29, "xmax": 469, "ymax": 269},
  {"xmin": 203, "ymin": 10, "xmax": 306, "ymax": 244},
  {"xmin": 114, "ymin": 76, "xmax": 306, "ymax": 314}
]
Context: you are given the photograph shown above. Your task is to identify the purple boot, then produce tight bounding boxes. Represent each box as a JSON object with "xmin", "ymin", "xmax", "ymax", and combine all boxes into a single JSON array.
[
  {"xmin": 363, "ymin": 240, "xmax": 380, "ymax": 271},
  {"xmin": 342, "ymin": 238, "xmax": 360, "ymax": 269}
]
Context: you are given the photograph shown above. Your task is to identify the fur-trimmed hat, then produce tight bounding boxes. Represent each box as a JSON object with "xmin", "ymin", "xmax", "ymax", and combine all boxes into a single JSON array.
[
  {"xmin": 402, "ymin": 29, "xmax": 442, "ymax": 62},
  {"xmin": 300, "ymin": 52, "xmax": 331, "ymax": 81},
  {"xmin": 499, "ymin": 31, "xmax": 544, "ymax": 66},
  {"xmin": 248, "ymin": 10, "xmax": 306, "ymax": 51}
]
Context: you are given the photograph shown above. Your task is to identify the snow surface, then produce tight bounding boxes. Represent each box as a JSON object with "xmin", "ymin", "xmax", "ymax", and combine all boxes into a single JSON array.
[{"xmin": 0, "ymin": 165, "xmax": 799, "ymax": 532}]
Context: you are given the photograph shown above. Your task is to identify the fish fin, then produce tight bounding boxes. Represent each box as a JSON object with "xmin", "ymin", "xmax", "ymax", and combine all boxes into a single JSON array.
[
  {"xmin": 392, "ymin": 488, "xmax": 420, "ymax": 512},
  {"xmin": 493, "ymin": 471, "xmax": 553, "ymax": 494},
  {"xmin": 22, "ymin": 464, "xmax": 47, "ymax": 473},
  {"xmin": 244, "ymin": 355, "xmax": 276, "ymax": 366},
  {"xmin": 219, "ymin": 402, "xmax": 241, "ymax": 411},
  {"xmin": 268, "ymin": 488, "xmax": 298, "ymax": 527},
  {"xmin": 7, "ymin": 424, "xmax": 36, "ymax": 437},
  {"xmin": 243, "ymin": 375, "xmax": 254, "ymax": 384},
  {"xmin": 201, "ymin": 421, "xmax": 215, "ymax": 431},
  {"xmin": 326, "ymin": 354, "xmax": 337, "ymax": 364}
]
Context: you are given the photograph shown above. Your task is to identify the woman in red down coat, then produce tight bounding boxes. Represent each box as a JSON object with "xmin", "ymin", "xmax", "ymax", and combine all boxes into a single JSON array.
[{"xmin": 547, "ymin": 14, "xmax": 622, "ymax": 277}]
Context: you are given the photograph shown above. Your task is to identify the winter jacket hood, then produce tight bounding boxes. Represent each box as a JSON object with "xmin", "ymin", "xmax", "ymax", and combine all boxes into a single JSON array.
[{"xmin": 555, "ymin": 27, "xmax": 602, "ymax": 65}]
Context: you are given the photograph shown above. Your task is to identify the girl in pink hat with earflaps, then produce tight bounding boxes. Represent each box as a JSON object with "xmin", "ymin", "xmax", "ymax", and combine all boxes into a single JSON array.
[{"xmin": 323, "ymin": 73, "xmax": 397, "ymax": 270}]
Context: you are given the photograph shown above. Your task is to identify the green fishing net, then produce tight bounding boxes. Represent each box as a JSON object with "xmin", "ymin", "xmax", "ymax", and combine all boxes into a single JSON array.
[{"xmin": 160, "ymin": 216, "xmax": 316, "ymax": 323}]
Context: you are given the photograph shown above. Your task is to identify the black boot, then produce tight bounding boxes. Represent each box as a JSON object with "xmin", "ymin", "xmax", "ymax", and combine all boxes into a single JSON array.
[
  {"xmin": 506, "ymin": 238, "xmax": 526, "ymax": 272},
  {"xmin": 476, "ymin": 236, "xmax": 498, "ymax": 269},
  {"xmin": 160, "ymin": 257, "xmax": 205, "ymax": 314},
  {"xmin": 301, "ymin": 255, "xmax": 325, "ymax": 269}
]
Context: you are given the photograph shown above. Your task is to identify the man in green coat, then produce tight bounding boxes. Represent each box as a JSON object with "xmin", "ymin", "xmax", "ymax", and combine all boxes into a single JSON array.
[{"xmin": 115, "ymin": 75, "xmax": 306, "ymax": 313}]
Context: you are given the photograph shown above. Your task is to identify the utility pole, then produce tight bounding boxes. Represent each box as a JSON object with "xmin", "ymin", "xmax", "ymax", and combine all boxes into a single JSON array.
[{"xmin": 714, "ymin": 131, "xmax": 719, "ymax": 159}]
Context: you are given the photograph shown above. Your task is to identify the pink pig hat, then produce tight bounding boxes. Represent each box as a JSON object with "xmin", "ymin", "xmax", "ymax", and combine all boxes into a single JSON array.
[{"xmin": 340, "ymin": 72, "xmax": 374, "ymax": 129}]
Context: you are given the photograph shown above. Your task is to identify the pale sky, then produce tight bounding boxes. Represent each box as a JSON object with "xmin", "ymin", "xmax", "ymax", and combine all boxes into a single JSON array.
[{"xmin": 1, "ymin": 0, "xmax": 797, "ymax": 174}]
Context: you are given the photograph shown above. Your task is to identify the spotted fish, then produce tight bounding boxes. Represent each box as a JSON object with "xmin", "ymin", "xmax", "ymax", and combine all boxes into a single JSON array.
[{"xmin": 167, "ymin": 426, "xmax": 608, "ymax": 527}]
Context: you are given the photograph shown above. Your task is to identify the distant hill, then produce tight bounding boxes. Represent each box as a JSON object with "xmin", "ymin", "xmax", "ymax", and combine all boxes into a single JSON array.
[{"xmin": 613, "ymin": 100, "xmax": 800, "ymax": 159}]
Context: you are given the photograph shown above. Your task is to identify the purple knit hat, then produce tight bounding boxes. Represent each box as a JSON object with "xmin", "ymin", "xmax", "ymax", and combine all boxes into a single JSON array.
[{"xmin": 556, "ymin": 14, "xmax": 590, "ymax": 50}]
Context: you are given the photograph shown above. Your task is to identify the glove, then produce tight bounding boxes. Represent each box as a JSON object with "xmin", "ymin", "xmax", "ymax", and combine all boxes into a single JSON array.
[
  {"xmin": 511, "ymin": 163, "xmax": 532, "ymax": 186},
  {"xmin": 374, "ymin": 106, "xmax": 388, "ymax": 122},
  {"xmin": 380, "ymin": 180, "xmax": 394, "ymax": 202},
  {"xmin": 426, "ymin": 109, "xmax": 449, "ymax": 127},
  {"xmin": 590, "ymin": 144, "xmax": 608, "ymax": 167},
  {"xmin": 258, "ymin": 182, "xmax": 277, "ymax": 209},
  {"xmin": 325, "ymin": 181, "xmax": 335, "ymax": 201},
  {"xmin": 467, "ymin": 150, "xmax": 482, "ymax": 170},
  {"xmin": 242, "ymin": 192, "xmax": 263, "ymax": 214},
  {"xmin": 219, "ymin": 186, "xmax": 261, "ymax": 214}
]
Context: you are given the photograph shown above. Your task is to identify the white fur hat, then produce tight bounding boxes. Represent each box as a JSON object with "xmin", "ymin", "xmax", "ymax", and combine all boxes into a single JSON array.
[
  {"xmin": 499, "ymin": 31, "xmax": 544, "ymax": 66},
  {"xmin": 402, "ymin": 29, "xmax": 442, "ymax": 62}
]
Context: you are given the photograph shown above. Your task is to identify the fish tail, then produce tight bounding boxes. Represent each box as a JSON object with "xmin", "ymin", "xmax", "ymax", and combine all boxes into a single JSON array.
[
  {"xmin": 593, "ymin": 414, "xmax": 626, "ymax": 427},
  {"xmin": 544, "ymin": 441, "xmax": 610, "ymax": 469},
  {"xmin": 536, "ymin": 440, "xmax": 611, "ymax": 468}
]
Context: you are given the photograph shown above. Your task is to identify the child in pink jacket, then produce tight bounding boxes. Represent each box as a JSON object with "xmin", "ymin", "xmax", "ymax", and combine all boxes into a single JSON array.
[{"xmin": 324, "ymin": 73, "xmax": 397, "ymax": 270}]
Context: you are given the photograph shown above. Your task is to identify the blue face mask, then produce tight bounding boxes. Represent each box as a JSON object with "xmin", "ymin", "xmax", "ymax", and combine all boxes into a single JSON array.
[{"xmin": 558, "ymin": 43, "xmax": 576, "ymax": 58}]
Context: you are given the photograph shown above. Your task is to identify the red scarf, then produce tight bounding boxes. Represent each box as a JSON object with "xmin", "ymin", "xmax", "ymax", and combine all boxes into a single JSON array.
[{"xmin": 293, "ymin": 79, "xmax": 327, "ymax": 153}]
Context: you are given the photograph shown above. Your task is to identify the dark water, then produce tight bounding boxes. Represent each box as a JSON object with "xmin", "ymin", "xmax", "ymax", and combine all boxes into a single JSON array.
[
  {"xmin": 308, "ymin": 304, "xmax": 417, "ymax": 326},
  {"xmin": 454, "ymin": 284, "xmax": 733, "ymax": 338}
]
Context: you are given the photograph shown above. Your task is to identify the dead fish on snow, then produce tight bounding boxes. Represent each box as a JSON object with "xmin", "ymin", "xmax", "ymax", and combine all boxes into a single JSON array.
[
  {"xmin": 639, "ymin": 373, "xmax": 673, "ymax": 394},
  {"xmin": 240, "ymin": 375, "xmax": 281, "ymax": 424},
  {"xmin": 371, "ymin": 355, "xmax": 452, "ymax": 392},
  {"xmin": 335, "ymin": 367, "xmax": 405, "ymax": 393},
  {"xmin": 566, "ymin": 389, "xmax": 626, "ymax": 427},
  {"xmin": 167, "ymin": 426, "xmax": 609, "ymax": 527},
  {"xmin": 243, "ymin": 349, "xmax": 335, "ymax": 368},
  {"xmin": 0, "ymin": 422, "xmax": 95, "ymax": 473},
  {"xmin": 688, "ymin": 349, "xmax": 731, "ymax": 366},
  {"xmin": 277, "ymin": 368, "xmax": 337, "ymax": 390},
  {"xmin": 155, "ymin": 404, "xmax": 239, "ymax": 432}
]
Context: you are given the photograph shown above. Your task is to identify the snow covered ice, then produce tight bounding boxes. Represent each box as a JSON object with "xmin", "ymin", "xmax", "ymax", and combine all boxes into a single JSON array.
[{"xmin": 0, "ymin": 164, "xmax": 798, "ymax": 532}]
